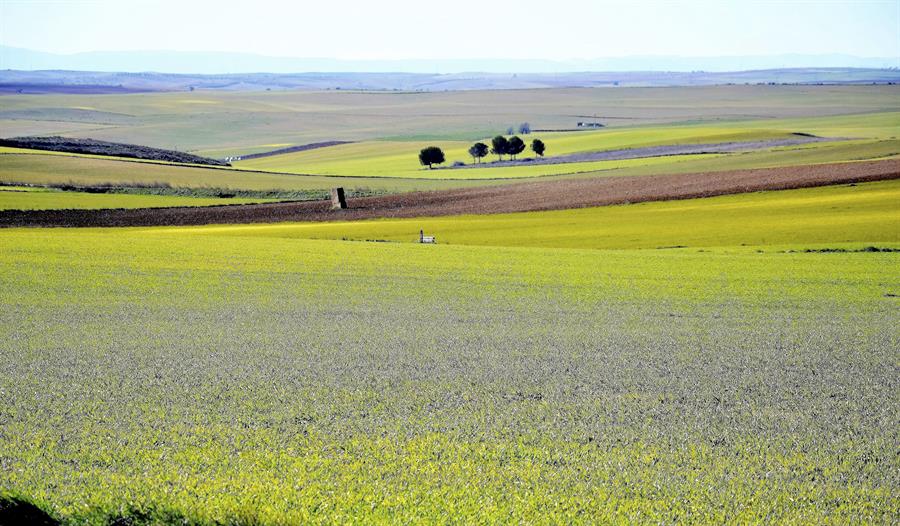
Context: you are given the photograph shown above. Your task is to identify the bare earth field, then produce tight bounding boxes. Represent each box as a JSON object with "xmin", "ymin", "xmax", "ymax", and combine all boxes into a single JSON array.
[{"xmin": 3, "ymin": 158, "xmax": 897, "ymax": 228}]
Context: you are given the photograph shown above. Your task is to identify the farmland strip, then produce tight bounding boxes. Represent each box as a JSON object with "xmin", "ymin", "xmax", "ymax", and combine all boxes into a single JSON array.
[{"xmin": 2, "ymin": 159, "xmax": 898, "ymax": 228}]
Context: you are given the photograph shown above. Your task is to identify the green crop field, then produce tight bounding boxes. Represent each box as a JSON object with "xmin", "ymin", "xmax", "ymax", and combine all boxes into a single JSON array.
[
  {"xmin": 0, "ymin": 185, "xmax": 279, "ymax": 210},
  {"xmin": 1, "ymin": 219, "xmax": 897, "ymax": 523},
  {"xmin": 172, "ymin": 179, "xmax": 900, "ymax": 250}
]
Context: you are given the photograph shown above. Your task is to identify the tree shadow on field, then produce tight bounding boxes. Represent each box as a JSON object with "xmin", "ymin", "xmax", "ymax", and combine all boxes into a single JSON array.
[
  {"xmin": 105, "ymin": 505, "xmax": 264, "ymax": 526},
  {"xmin": 102, "ymin": 506, "xmax": 197, "ymax": 526},
  {"xmin": 0, "ymin": 495, "xmax": 269, "ymax": 526},
  {"xmin": 0, "ymin": 496, "xmax": 59, "ymax": 526}
]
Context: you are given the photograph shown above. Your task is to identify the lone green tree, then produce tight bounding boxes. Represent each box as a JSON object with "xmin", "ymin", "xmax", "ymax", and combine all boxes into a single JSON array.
[
  {"xmin": 507, "ymin": 136, "xmax": 526, "ymax": 160},
  {"xmin": 468, "ymin": 142, "xmax": 489, "ymax": 164},
  {"xmin": 531, "ymin": 138, "xmax": 546, "ymax": 157},
  {"xmin": 418, "ymin": 146, "xmax": 445, "ymax": 169},
  {"xmin": 490, "ymin": 135, "xmax": 509, "ymax": 161}
]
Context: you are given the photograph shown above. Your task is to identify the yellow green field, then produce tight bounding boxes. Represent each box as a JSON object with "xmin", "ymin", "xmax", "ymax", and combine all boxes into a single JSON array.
[
  {"xmin": 2, "ymin": 84, "xmax": 899, "ymax": 524},
  {"xmin": 159, "ymin": 179, "xmax": 900, "ymax": 250},
  {"xmin": 1, "ymin": 208, "xmax": 897, "ymax": 523}
]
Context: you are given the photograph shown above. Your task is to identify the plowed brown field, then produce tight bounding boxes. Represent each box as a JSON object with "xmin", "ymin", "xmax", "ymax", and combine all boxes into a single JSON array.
[{"xmin": 2, "ymin": 159, "xmax": 897, "ymax": 228}]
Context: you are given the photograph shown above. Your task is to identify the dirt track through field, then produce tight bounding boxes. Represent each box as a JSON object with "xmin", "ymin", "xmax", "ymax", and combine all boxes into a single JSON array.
[
  {"xmin": 2, "ymin": 159, "xmax": 898, "ymax": 228},
  {"xmin": 238, "ymin": 141, "xmax": 354, "ymax": 160}
]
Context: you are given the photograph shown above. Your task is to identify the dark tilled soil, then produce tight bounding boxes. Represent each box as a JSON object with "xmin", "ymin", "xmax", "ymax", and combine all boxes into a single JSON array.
[
  {"xmin": 0, "ymin": 137, "xmax": 229, "ymax": 166},
  {"xmin": 2, "ymin": 159, "xmax": 897, "ymax": 228}
]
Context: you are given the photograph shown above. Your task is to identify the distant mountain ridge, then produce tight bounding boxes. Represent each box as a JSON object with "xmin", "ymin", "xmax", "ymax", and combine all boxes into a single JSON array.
[
  {"xmin": 2, "ymin": 68, "xmax": 899, "ymax": 93},
  {"xmin": 2, "ymin": 45, "xmax": 898, "ymax": 74}
]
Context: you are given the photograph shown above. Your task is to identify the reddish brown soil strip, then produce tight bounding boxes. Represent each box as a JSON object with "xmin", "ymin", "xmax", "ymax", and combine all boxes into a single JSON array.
[{"xmin": 2, "ymin": 159, "xmax": 898, "ymax": 228}]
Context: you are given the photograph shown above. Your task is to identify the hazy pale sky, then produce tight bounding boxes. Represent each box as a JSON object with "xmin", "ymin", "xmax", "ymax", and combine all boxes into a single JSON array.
[{"xmin": 1, "ymin": 0, "xmax": 898, "ymax": 59}]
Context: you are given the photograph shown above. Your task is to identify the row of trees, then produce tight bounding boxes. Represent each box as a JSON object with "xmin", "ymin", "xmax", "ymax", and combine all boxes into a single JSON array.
[
  {"xmin": 470, "ymin": 136, "xmax": 544, "ymax": 163},
  {"xmin": 419, "ymin": 135, "xmax": 547, "ymax": 169}
]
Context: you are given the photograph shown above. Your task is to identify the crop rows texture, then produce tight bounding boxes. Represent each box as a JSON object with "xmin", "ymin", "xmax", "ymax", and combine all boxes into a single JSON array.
[{"xmin": 0, "ymin": 228, "xmax": 897, "ymax": 524}]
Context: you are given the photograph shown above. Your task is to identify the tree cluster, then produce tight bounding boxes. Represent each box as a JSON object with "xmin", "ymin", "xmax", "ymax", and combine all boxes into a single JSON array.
[
  {"xmin": 491, "ymin": 136, "xmax": 524, "ymax": 161},
  {"xmin": 420, "ymin": 135, "xmax": 547, "ymax": 168},
  {"xmin": 468, "ymin": 135, "xmax": 546, "ymax": 163}
]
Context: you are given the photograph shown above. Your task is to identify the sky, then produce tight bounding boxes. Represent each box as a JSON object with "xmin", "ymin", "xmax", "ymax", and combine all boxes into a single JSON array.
[{"xmin": 0, "ymin": 0, "xmax": 898, "ymax": 60}]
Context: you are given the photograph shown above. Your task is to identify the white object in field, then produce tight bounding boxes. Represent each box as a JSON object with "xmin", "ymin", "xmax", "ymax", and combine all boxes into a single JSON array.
[{"xmin": 419, "ymin": 230, "xmax": 436, "ymax": 244}]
